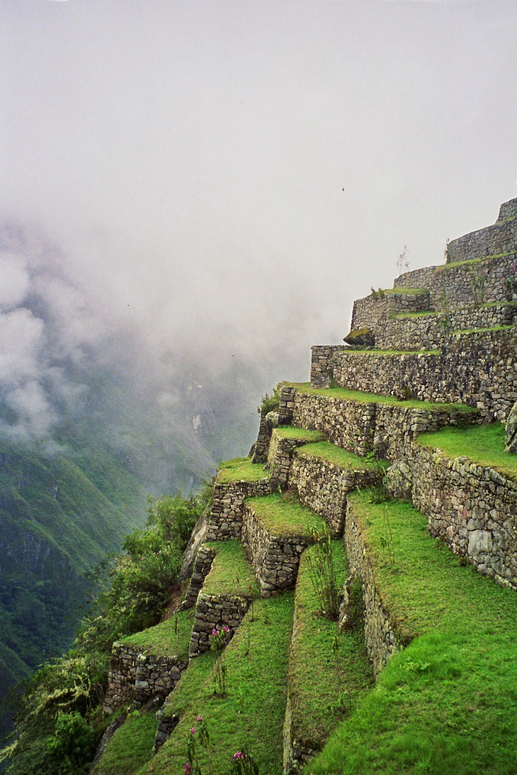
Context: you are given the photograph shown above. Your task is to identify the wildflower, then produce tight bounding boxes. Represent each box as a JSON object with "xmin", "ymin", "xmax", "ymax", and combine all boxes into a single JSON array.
[
  {"xmin": 212, "ymin": 628, "xmax": 218, "ymax": 636},
  {"xmin": 184, "ymin": 764, "xmax": 192, "ymax": 774},
  {"xmin": 190, "ymin": 727, "xmax": 197, "ymax": 734},
  {"xmin": 233, "ymin": 751, "xmax": 244, "ymax": 760},
  {"xmin": 197, "ymin": 714, "xmax": 203, "ymax": 722},
  {"xmin": 224, "ymin": 625, "xmax": 230, "ymax": 633}
]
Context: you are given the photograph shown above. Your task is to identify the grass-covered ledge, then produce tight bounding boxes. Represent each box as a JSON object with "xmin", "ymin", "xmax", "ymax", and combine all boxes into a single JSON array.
[
  {"xmin": 287, "ymin": 542, "xmax": 373, "ymax": 761},
  {"xmin": 308, "ymin": 489, "xmax": 517, "ymax": 774},
  {"xmin": 295, "ymin": 441, "xmax": 386, "ymax": 472},
  {"xmin": 245, "ymin": 493, "xmax": 323, "ymax": 538},
  {"xmin": 274, "ymin": 426, "xmax": 326, "ymax": 442},
  {"xmin": 201, "ymin": 541, "xmax": 259, "ymax": 598},
  {"xmin": 120, "ymin": 609, "xmax": 195, "ymax": 661},
  {"xmin": 417, "ymin": 422, "xmax": 517, "ymax": 480},
  {"xmin": 216, "ymin": 457, "xmax": 269, "ymax": 483}
]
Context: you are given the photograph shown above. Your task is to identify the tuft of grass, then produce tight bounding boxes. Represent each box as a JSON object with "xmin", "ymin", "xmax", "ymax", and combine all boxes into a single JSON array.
[
  {"xmin": 275, "ymin": 426, "xmax": 326, "ymax": 442},
  {"xmin": 287, "ymin": 383, "xmax": 477, "ymax": 414},
  {"xmin": 202, "ymin": 541, "xmax": 259, "ymax": 598},
  {"xmin": 307, "ymin": 489, "xmax": 517, "ymax": 774},
  {"xmin": 296, "ymin": 442, "xmax": 387, "ymax": 471},
  {"xmin": 289, "ymin": 543, "xmax": 373, "ymax": 751},
  {"xmin": 120, "ymin": 609, "xmax": 194, "ymax": 661},
  {"xmin": 145, "ymin": 594, "xmax": 295, "ymax": 775},
  {"xmin": 417, "ymin": 422, "xmax": 517, "ymax": 479},
  {"xmin": 93, "ymin": 711, "xmax": 157, "ymax": 775},
  {"xmin": 246, "ymin": 493, "xmax": 324, "ymax": 538},
  {"xmin": 216, "ymin": 458, "xmax": 269, "ymax": 484}
]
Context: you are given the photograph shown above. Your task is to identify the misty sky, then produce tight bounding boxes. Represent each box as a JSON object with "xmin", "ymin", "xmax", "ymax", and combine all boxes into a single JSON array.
[{"xmin": 1, "ymin": 0, "xmax": 517, "ymax": 443}]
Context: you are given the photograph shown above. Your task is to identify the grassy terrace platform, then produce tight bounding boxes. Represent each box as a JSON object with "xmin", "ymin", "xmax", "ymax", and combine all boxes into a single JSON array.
[
  {"xmin": 452, "ymin": 325, "xmax": 514, "ymax": 335},
  {"xmin": 308, "ymin": 489, "xmax": 517, "ymax": 774},
  {"xmin": 333, "ymin": 349, "xmax": 440, "ymax": 356},
  {"xmin": 288, "ymin": 383, "xmax": 478, "ymax": 414},
  {"xmin": 275, "ymin": 426, "xmax": 326, "ymax": 442},
  {"xmin": 216, "ymin": 457, "xmax": 269, "ymax": 483},
  {"xmin": 202, "ymin": 541, "xmax": 259, "ymax": 598},
  {"xmin": 417, "ymin": 422, "xmax": 517, "ymax": 480},
  {"xmin": 246, "ymin": 493, "xmax": 323, "ymax": 538},
  {"xmin": 289, "ymin": 542, "xmax": 373, "ymax": 754},
  {"xmin": 93, "ymin": 711, "xmax": 157, "ymax": 775},
  {"xmin": 146, "ymin": 594, "xmax": 295, "ymax": 775},
  {"xmin": 380, "ymin": 287, "xmax": 428, "ymax": 295},
  {"xmin": 121, "ymin": 609, "xmax": 194, "ymax": 660},
  {"xmin": 295, "ymin": 441, "xmax": 386, "ymax": 471}
]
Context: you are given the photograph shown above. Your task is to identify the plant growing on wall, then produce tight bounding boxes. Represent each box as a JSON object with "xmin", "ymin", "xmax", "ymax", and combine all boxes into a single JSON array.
[{"xmin": 304, "ymin": 526, "xmax": 339, "ymax": 620}]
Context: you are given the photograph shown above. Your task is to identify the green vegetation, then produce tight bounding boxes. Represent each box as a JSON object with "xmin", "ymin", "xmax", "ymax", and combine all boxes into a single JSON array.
[
  {"xmin": 338, "ymin": 348, "xmax": 440, "ymax": 356},
  {"xmin": 308, "ymin": 490, "xmax": 517, "ymax": 774},
  {"xmin": 452, "ymin": 325, "xmax": 514, "ymax": 335},
  {"xmin": 296, "ymin": 442, "xmax": 386, "ymax": 471},
  {"xmin": 246, "ymin": 493, "xmax": 323, "ymax": 538},
  {"xmin": 1, "ymin": 491, "xmax": 210, "ymax": 774},
  {"xmin": 121, "ymin": 610, "xmax": 195, "ymax": 661},
  {"xmin": 257, "ymin": 383, "xmax": 282, "ymax": 415},
  {"xmin": 289, "ymin": 543, "xmax": 373, "ymax": 752},
  {"xmin": 202, "ymin": 542, "xmax": 259, "ymax": 598},
  {"xmin": 146, "ymin": 594, "xmax": 295, "ymax": 775},
  {"xmin": 381, "ymin": 287, "xmax": 429, "ymax": 296},
  {"xmin": 275, "ymin": 426, "xmax": 325, "ymax": 442},
  {"xmin": 287, "ymin": 383, "xmax": 477, "ymax": 414},
  {"xmin": 441, "ymin": 250, "xmax": 515, "ymax": 271},
  {"xmin": 93, "ymin": 711, "xmax": 157, "ymax": 775},
  {"xmin": 216, "ymin": 458, "xmax": 269, "ymax": 484},
  {"xmin": 418, "ymin": 421, "xmax": 517, "ymax": 479}
]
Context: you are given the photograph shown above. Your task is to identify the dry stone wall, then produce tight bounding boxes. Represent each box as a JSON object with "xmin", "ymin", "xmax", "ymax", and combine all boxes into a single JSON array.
[
  {"xmin": 242, "ymin": 502, "xmax": 311, "ymax": 597},
  {"xmin": 189, "ymin": 592, "xmax": 250, "ymax": 657},
  {"xmin": 182, "ymin": 545, "xmax": 216, "ymax": 609},
  {"xmin": 206, "ymin": 478, "xmax": 272, "ymax": 541},
  {"xmin": 289, "ymin": 451, "xmax": 380, "ymax": 536},
  {"xmin": 344, "ymin": 500, "xmax": 402, "ymax": 676},
  {"xmin": 350, "ymin": 290, "xmax": 431, "ymax": 333},
  {"xmin": 327, "ymin": 328, "xmax": 517, "ymax": 420},
  {"xmin": 268, "ymin": 430, "xmax": 323, "ymax": 490},
  {"xmin": 103, "ymin": 644, "xmax": 186, "ymax": 713},
  {"xmin": 411, "ymin": 445, "xmax": 517, "ymax": 589}
]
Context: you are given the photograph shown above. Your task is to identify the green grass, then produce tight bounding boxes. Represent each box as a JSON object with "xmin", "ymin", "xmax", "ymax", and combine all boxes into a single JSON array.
[
  {"xmin": 307, "ymin": 490, "xmax": 517, "ymax": 774},
  {"xmin": 338, "ymin": 349, "xmax": 440, "ymax": 356},
  {"xmin": 162, "ymin": 649, "xmax": 219, "ymax": 720},
  {"xmin": 202, "ymin": 541, "xmax": 259, "ymax": 598},
  {"xmin": 417, "ymin": 422, "xmax": 517, "ymax": 479},
  {"xmin": 145, "ymin": 594, "xmax": 295, "ymax": 775},
  {"xmin": 216, "ymin": 458, "xmax": 269, "ymax": 484},
  {"xmin": 390, "ymin": 311, "xmax": 437, "ymax": 320},
  {"xmin": 120, "ymin": 609, "xmax": 195, "ymax": 660},
  {"xmin": 275, "ymin": 426, "xmax": 326, "ymax": 442},
  {"xmin": 289, "ymin": 543, "xmax": 373, "ymax": 751},
  {"xmin": 93, "ymin": 711, "xmax": 157, "ymax": 775},
  {"xmin": 381, "ymin": 287, "xmax": 429, "ymax": 296},
  {"xmin": 246, "ymin": 493, "xmax": 324, "ymax": 538},
  {"xmin": 288, "ymin": 383, "xmax": 477, "ymax": 414},
  {"xmin": 296, "ymin": 442, "xmax": 386, "ymax": 471},
  {"xmin": 441, "ymin": 250, "xmax": 516, "ymax": 271},
  {"xmin": 452, "ymin": 325, "xmax": 514, "ymax": 335}
]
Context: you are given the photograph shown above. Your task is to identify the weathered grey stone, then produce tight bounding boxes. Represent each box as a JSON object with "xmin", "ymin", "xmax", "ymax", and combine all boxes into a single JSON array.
[
  {"xmin": 505, "ymin": 401, "xmax": 517, "ymax": 452},
  {"xmin": 383, "ymin": 459, "xmax": 413, "ymax": 500},
  {"xmin": 343, "ymin": 327, "xmax": 375, "ymax": 347}
]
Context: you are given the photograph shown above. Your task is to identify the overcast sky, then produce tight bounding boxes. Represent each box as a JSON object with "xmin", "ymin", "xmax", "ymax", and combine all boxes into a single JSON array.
[{"xmin": 1, "ymin": 0, "xmax": 517, "ymax": 413}]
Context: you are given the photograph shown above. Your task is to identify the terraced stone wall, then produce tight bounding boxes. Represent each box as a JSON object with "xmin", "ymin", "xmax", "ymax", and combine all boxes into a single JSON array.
[
  {"xmin": 183, "ymin": 545, "xmax": 216, "ymax": 608},
  {"xmin": 376, "ymin": 304, "xmax": 516, "ymax": 351},
  {"xmin": 394, "ymin": 253, "xmax": 517, "ymax": 310},
  {"xmin": 329, "ymin": 328, "xmax": 517, "ymax": 419},
  {"xmin": 446, "ymin": 218, "xmax": 517, "ymax": 264},
  {"xmin": 242, "ymin": 503, "xmax": 310, "ymax": 597},
  {"xmin": 189, "ymin": 592, "xmax": 250, "ymax": 657},
  {"xmin": 206, "ymin": 478, "xmax": 272, "ymax": 541},
  {"xmin": 289, "ymin": 452, "xmax": 380, "ymax": 536},
  {"xmin": 104, "ymin": 644, "xmax": 186, "ymax": 713},
  {"xmin": 351, "ymin": 290, "xmax": 431, "ymax": 332},
  {"xmin": 411, "ymin": 446, "xmax": 517, "ymax": 590},
  {"xmin": 344, "ymin": 501, "xmax": 402, "ymax": 676},
  {"xmin": 268, "ymin": 431, "xmax": 316, "ymax": 490},
  {"xmin": 310, "ymin": 345, "xmax": 345, "ymax": 388}
]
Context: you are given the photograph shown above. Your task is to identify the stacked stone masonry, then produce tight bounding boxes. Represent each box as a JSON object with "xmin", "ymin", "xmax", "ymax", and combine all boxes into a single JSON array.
[
  {"xmin": 206, "ymin": 478, "xmax": 272, "ymax": 541},
  {"xmin": 344, "ymin": 500, "xmax": 402, "ymax": 676},
  {"xmin": 104, "ymin": 644, "xmax": 186, "ymax": 713},
  {"xmin": 313, "ymin": 328, "xmax": 517, "ymax": 420},
  {"xmin": 242, "ymin": 502, "xmax": 311, "ymax": 597},
  {"xmin": 290, "ymin": 450, "xmax": 381, "ymax": 536},
  {"xmin": 182, "ymin": 545, "xmax": 216, "ymax": 609},
  {"xmin": 189, "ymin": 592, "xmax": 250, "ymax": 657},
  {"xmin": 267, "ymin": 429, "xmax": 323, "ymax": 490},
  {"xmin": 411, "ymin": 445, "xmax": 517, "ymax": 590},
  {"xmin": 350, "ymin": 289, "xmax": 431, "ymax": 332}
]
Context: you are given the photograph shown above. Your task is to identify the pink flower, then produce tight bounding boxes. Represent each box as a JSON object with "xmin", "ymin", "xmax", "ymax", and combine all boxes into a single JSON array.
[
  {"xmin": 223, "ymin": 625, "xmax": 230, "ymax": 633},
  {"xmin": 212, "ymin": 628, "xmax": 218, "ymax": 636},
  {"xmin": 233, "ymin": 752, "xmax": 244, "ymax": 760},
  {"xmin": 190, "ymin": 727, "xmax": 196, "ymax": 734},
  {"xmin": 197, "ymin": 714, "xmax": 203, "ymax": 722},
  {"xmin": 184, "ymin": 764, "xmax": 192, "ymax": 774}
]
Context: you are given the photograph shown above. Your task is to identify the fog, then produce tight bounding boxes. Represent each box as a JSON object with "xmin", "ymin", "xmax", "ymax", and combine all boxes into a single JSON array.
[{"xmin": 0, "ymin": 0, "xmax": 516, "ymax": 470}]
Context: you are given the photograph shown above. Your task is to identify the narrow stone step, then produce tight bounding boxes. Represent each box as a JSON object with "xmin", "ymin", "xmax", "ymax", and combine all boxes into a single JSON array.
[
  {"xmin": 188, "ymin": 540, "xmax": 258, "ymax": 658},
  {"xmin": 268, "ymin": 425, "xmax": 325, "ymax": 490},
  {"xmin": 242, "ymin": 494, "xmax": 325, "ymax": 597},
  {"xmin": 290, "ymin": 442, "xmax": 384, "ymax": 536},
  {"xmin": 206, "ymin": 457, "xmax": 271, "ymax": 541}
]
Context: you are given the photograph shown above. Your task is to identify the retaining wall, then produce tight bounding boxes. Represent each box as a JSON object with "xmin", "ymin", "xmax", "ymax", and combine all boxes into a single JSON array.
[
  {"xmin": 350, "ymin": 290, "xmax": 431, "ymax": 333},
  {"xmin": 206, "ymin": 478, "xmax": 272, "ymax": 541},
  {"xmin": 189, "ymin": 592, "xmax": 250, "ymax": 657}
]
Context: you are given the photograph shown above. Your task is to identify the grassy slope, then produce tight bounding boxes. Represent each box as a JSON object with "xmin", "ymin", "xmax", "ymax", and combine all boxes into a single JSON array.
[
  {"xmin": 289, "ymin": 542, "xmax": 373, "ymax": 751},
  {"xmin": 202, "ymin": 541, "xmax": 260, "ymax": 598},
  {"xmin": 216, "ymin": 457, "xmax": 269, "ymax": 483},
  {"xmin": 145, "ymin": 594, "xmax": 295, "ymax": 775},
  {"xmin": 307, "ymin": 491, "xmax": 517, "ymax": 774},
  {"xmin": 120, "ymin": 609, "xmax": 195, "ymax": 661}
]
